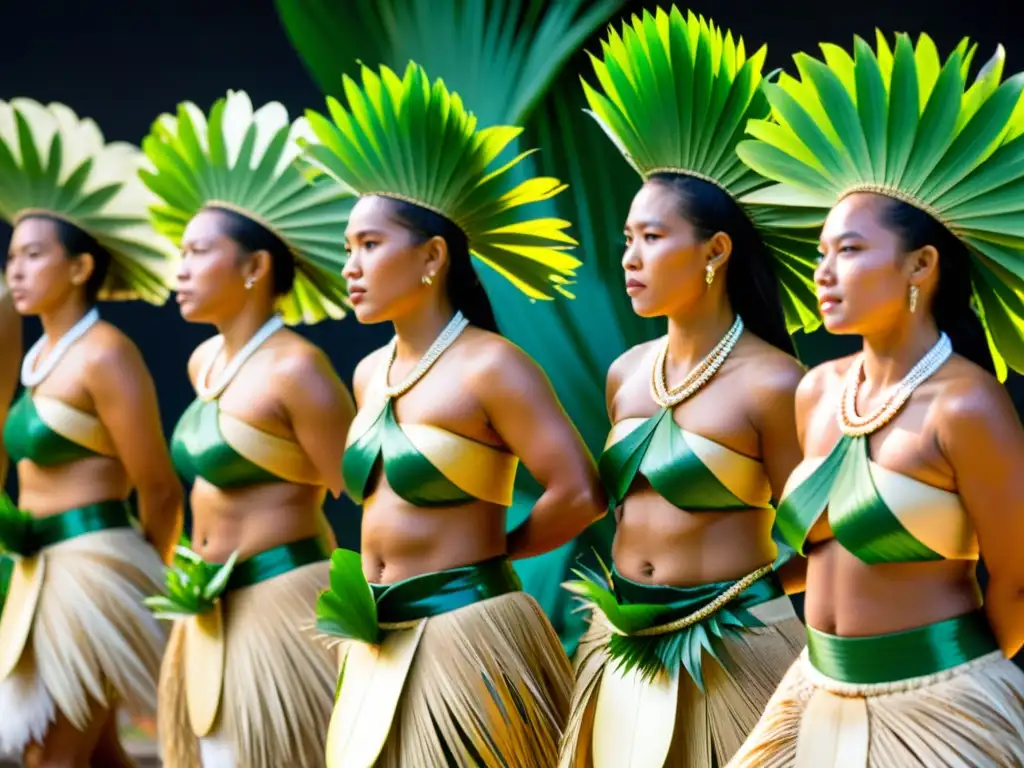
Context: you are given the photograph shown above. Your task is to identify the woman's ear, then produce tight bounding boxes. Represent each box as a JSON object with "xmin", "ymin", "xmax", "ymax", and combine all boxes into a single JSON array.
[
  {"xmin": 422, "ymin": 235, "xmax": 449, "ymax": 283},
  {"xmin": 706, "ymin": 230, "xmax": 734, "ymax": 273},
  {"xmin": 69, "ymin": 252, "xmax": 96, "ymax": 288}
]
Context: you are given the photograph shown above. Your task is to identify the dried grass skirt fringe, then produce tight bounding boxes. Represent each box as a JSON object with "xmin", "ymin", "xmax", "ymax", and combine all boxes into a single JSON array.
[
  {"xmin": 727, "ymin": 649, "xmax": 1024, "ymax": 768},
  {"xmin": 558, "ymin": 596, "xmax": 805, "ymax": 767},
  {"xmin": 332, "ymin": 590, "xmax": 573, "ymax": 768},
  {"xmin": 158, "ymin": 560, "xmax": 335, "ymax": 768},
  {"xmin": 0, "ymin": 529, "xmax": 166, "ymax": 755}
]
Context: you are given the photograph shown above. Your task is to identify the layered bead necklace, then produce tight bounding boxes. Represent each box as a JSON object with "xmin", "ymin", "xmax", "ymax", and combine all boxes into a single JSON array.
[
  {"xmin": 650, "ymin": 316, "xmax": 744, "ymax": 409},
  {"xmin": 20, "ymin": 307, "xmax": 102, "ymax": 388},
  {"xmin": 382, "ymin": 311, "xmax": 470, "ymax": 400},
  {"xmin": 837, "ymin": 333, "xmax": 952, "ymax": 437}
]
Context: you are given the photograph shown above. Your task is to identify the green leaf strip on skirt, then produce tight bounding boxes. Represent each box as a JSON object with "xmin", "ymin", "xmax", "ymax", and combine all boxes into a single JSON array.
[{"xmin": 563, "ymin": 556, "xmax": 782, "ymax": 691}]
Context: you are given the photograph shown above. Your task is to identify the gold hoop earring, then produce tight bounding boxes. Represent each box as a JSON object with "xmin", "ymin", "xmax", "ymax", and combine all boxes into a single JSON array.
[
  {"xmin": 421, "ymin": 274, "xmax": 434, "ymax": 286},
  {"xmin": 705, "ymin": 264, "xmax": 715, "ymax": 286},
  {"xmin": 909, "ymin": 284, "xmax": 919, "ymax": 313}
]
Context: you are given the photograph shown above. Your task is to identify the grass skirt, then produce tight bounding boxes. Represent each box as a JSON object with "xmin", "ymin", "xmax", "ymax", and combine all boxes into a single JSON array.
[
  {"xmin": 559, "ymin": 594, "xmax": 805, "ymax": 767},
  {"xmin": 328, "ymin": 590, "xmax": 573, "ymax": 768},
  {"xmin": 727, "ymin": 648, "xmax": 1024, "ymax": 767},
  {"xmin": 0, "ymin": 528, "xmax": 166, "ymax": 755},
  {"xmin": 158, "ymin": 560, "xmax": 335, "ymax": 768}
]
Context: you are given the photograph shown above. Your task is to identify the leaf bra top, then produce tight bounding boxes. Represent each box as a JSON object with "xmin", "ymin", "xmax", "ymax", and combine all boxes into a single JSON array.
[
  {"xmin": 599, "ymin": 408, "xmax": 773, "ymax": 513},
  {"xmin": 775, "ymin": 433, "xmax": 977, "ymax": 564},
  {"xmin": 171, "ymin": 397, "xmax": 320, "ymax": 489},
  {"xmin": 3, "ymin": 389, "xmax": 115, "ymax": 467},
  {"xmin": 342, "ymin": 393, "xmax": 519, "ymax": 508}
]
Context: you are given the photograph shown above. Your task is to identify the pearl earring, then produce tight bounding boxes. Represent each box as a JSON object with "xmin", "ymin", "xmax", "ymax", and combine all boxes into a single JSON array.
[{"xmin": 705, "ymin": 264, "xmax": 715, "ymax": 286}]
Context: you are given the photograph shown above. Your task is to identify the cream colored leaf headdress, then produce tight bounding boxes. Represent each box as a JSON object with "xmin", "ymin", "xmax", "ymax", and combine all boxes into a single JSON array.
[
  {"xmin": 0, "ymin": 99, "xmax": 177, "ymax": 304},
  {"xmin": 140, "ymin": 90, "xmax": 353, "ymax": 325}
]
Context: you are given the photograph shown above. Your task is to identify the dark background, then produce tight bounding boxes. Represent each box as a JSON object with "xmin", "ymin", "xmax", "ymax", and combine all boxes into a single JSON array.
[{"xmin": 1, "ymin": 0, "xmax": 1022, "ymax": 653}]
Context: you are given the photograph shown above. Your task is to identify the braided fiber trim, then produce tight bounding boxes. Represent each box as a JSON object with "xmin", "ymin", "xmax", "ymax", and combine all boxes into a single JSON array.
[{"xmin": 839, "ymin": 185, "xmax": 954, "ymax": 233}]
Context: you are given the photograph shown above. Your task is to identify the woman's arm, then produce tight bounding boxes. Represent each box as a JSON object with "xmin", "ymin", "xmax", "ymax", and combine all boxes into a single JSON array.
[
  {"xmin": 0, "ymin": 290, "xmax": 21, "ymax": 487},
  {"xmin": 752, "ymin": 359, "xmax": 810, "ymax": 595},
  {"xmin": 474, "ymin": 341, "xmax": 607, "ymax": 561},
  {"xmin": 276, "ymin": 345, "xmax": 356, "ymax": 500},
  {"xmin": 938, "ymin": 374, "xmax": 1024, "ymax": 657},
  {"xmin": 86, "ymin": 329, "xmax": 183, "ymax": 563}
]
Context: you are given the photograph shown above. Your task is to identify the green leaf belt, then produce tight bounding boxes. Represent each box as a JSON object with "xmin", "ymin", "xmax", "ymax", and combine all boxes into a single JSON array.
[
  {"xmin": 807, "ymin": 609, "xmax": 998, "ymax": 685},
  {"xmin": 225, "ymin": 536, "xmax": 328, "ymax": 592},
  {"xmin": 0, "ymin": 494, "xmax": 132, "ymax": 557},
  {"xmin": 315, "ymin": 552, "xmax": 523, "ymax": 646}
]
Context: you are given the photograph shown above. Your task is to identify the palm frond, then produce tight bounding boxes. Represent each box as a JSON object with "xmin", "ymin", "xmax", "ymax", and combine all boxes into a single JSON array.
[
  {"xmin": 143, "ymin": 547, "xmax": 239, "ymax": 621},
  {"xmin": 314, "ymin": 548, "xmax": 379, "ymax": 645}
]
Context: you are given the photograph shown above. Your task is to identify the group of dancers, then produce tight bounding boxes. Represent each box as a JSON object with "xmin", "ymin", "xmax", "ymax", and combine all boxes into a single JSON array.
[{"xmin": 1, "ymin": 6, "xmax": 1023, "ymax": 767}]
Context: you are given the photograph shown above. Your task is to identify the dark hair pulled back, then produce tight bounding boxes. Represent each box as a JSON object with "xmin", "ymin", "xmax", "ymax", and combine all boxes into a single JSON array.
[
  {"xmin": 208, "ymin": 206, "xmax": 295, "ymax": 297},
  {"xmin": 25, "ymin": 215, "xmax": 112, "ymax": 305},
  {"xmin": 647, "ymin": 173, "xmax": 794, "ymax": 355},
  {"xmin": 880, "ymin": 198, "xmax": 994, "ymax": 374},
  {"xmin": 382, "ymin": 197, "xmax": 500, "ymax": 334}
]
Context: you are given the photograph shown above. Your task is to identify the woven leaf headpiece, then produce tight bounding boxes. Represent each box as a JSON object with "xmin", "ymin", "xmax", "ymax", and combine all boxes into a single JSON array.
[
  {"xmin": 0, "ymin": 99, "xmax": 177, "ymax": 304},
  {"xmin": 140, "ymin": 90, "xmax": 352, "ymax": 325},
  {"xmin": 737, "ymin": 32, "xmax": 1024, "ymax": 378},
  {"xmin": 300, "ymin": 61, "xmax": 581, "ymax": 301},
  {"xmin": 581, "ymin": 6, "xmax": 821, "ymax": 334}
]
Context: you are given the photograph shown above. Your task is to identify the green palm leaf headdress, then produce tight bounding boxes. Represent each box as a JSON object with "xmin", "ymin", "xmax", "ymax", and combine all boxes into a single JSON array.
[
  {"xmin": 140, "ymin": 90, "xmax": 353, "ymax": 325},
  {"xmin": 300, "ymin": 61, "xmax": 580, "ymax": 301},
  {"xmin": 0, "ymin": 99, "xmax": 177, "ymax": 304},
  {"xmin": 736, "ymin": 32, "xmax": 1024, "ymax": 379},
  {"xmin": 580, "ymin": 5, "xmax": 821, "ymax": 334}
]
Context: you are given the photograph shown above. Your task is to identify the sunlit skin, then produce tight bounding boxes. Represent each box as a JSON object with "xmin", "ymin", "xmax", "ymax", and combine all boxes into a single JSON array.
[
  {"xmin": 608, "ymin": 180, "xmax": 805, "ymax": 586},
  {"xmin": 5, "ymin": 216, "xmax": 182, "ymax": 767},
  {"xmin": 177, "ymin": 208, "xmax": 355, "ymax": 563},
  {"xmin": 0, "ymin": 281, "xmax": 21, "ymax": 487},
  {"xmin": 343, "ymin": 195, "xmax": 605, "ymax": 584},
  {"xmin": 799, "ymin": 192, "xmax": 1024, "ymax": 656}
]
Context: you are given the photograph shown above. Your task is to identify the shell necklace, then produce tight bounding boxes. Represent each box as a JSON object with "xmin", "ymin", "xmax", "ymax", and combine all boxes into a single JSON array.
[
  {"xmin": 837, "ymin": 333, "xmax": 952, "ymax": 437},
  {"xmin": 650, "ymin": 315, "xmax": 744, "ymax": 409},
  {"xmin": 196, "ymin": 313, "xmax": 286, "ymax": 401},
  {"xmin": 383, "ymin": 311, "xmax": 470, "ymax": 400},
  {"xmin": 21, "ymin": 307, "xmax": 101, "ymax": 388}
]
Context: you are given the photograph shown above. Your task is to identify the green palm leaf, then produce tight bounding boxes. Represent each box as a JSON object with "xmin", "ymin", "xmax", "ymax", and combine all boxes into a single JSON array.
[
  {"xmin": 143, "ymin": 547, "xmax": 239, "ymax": 621},
  {"xmin": 314, "ymin": 548, "xmax": 379, "ymax": 645},
  {"xmin": 737, "ymin": 32, "xmax": 1024, "ymax": 379},
  {"xmin": 139, "ymin": 91, "xmax": 354, "ymax": 325},
  {"xmin": 0, "ymin": 491, "xmax": 31, "ymax": 556}
]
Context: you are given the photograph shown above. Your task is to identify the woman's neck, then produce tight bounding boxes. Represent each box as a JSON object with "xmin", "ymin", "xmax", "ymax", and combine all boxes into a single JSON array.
[
  {"xmin": 216, "ymin": 303, "xmax": 278, "ymax": 359},
  {"xmin": 392, "ymin": 297, "xmax": 457, "ymax": 362},
  {"xmin": 664, "ymin": 298, "xmax": 736, "ymax": 373},
  {"xmin": 860, "ymin": 318, "xmax": 941, "ymax": 389},
  {"xmin": 39, "ymin": 297, "xmax": 91, "ymax": 344}
]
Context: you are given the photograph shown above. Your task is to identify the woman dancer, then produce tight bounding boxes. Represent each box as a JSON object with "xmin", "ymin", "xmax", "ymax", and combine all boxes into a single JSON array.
[
  {"xmin": 729, "ymin": 32, "xmax": 1024, "ymax": 766},
  {"xmin": 557, "ymin": 9, "xmax": 820, "ymax": 767},
  {"xmin": 301, "ymin": 61, "xmax": 605, "ymax": 767},
  {"xmin": 0, "ymin": 98, "xmax": 181, "ymax": 766},
  {"xmin": 140, "ymin": 90, "xmax": 356, "ymax": 768}
]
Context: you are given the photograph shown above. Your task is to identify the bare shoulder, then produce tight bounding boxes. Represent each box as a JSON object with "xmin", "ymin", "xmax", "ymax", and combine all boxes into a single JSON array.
[
  {"xmin": 186, "ymin": 335, "xmax": 223, "ymax": 386},
  {"xmin": 607, "ymin": 338, "xmax": 660, "ymax": 393},
  {"xmin": 734, "ymin": 335, "xmax": 805, "ymax": 400},
  {"xmin": 265, "ymin": 330, "xmax": 338, "ymax": 385},
  {"xmin": 352, "ymin": 344, "xmax": 391, "ymax": 404},
  {"xmin": 81, "ymin": 321, "xmax": 148, "ymax": 378},
  {"xmin": 932, "ymin": 356, "xmax": 1019, "ymax": 438},
  {"xmin": 458, "ymin": 328, "xmax": 542, "ymax": 383},
  {"xmin": 795, "ymin": 354, "xmax": 853, "ymax": 407}
]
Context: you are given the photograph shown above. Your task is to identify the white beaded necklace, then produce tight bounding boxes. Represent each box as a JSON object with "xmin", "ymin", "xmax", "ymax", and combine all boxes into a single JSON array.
[
  {"xmin": 20, "ymin": 307, "xmax": 101, "ymax": 388},
  {"xmin": 837, "ymin": 333, "xmax": 952, "ymax": 437},
  {"xmin": 196, "ymin": 314, "xmax": 286, "ymax": 401},
  {"xmin": 650, "ymin": 316, "xmax": 744, "ymax": 409},
  {"xmin": 382, "ymin": 311, "xmax": 470, "ymax": 400}
]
